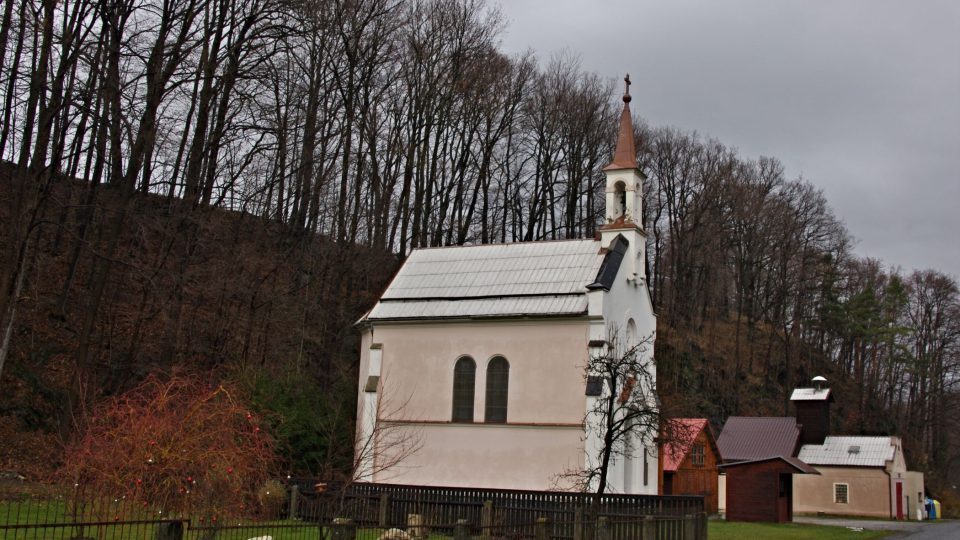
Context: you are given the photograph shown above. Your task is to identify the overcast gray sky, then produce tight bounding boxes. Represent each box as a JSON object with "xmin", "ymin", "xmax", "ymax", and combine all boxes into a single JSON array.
[{"xmin": 495, "ymin": 0, "xmax": 960, "ymax": 279}]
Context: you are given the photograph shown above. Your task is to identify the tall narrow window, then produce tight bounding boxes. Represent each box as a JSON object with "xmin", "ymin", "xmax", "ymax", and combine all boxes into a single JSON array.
[
  {"xmin": 643, "ymin": 448, "xmax": 649, "ymax": 486},
  {"xmin": 452, "ymin": 357, "xmax": 476, "ymax": 422},
  {"xmin": 485, "ymin": 356, "xmax": 510, "ymax": 423},
  {"xmin": 614, "ymin": 181, "xmax": 627, "ymax": 218}
]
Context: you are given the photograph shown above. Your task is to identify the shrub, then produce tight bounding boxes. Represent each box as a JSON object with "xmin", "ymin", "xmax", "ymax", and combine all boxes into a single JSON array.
[
  {"xmin": 237, "ymin": 366, "xmax": 355, "ymax": 475},
  {"xmin": 60, "ymin": 373, "xmax": 278, "ymax": 520},
  {"xmin": 256, "ymin": 479, "xmax": 288, "ymax": 517}
]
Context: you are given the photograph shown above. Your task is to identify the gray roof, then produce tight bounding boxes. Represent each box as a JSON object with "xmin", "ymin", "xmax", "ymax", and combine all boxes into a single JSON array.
[
  {"xmin": 365, "ymin": 239, "xmax": 606, "ymax": 321},
  {"xmin": 716, "ymin": 417, "xmax": 801, "ymax": 462},
  {"xmin": 790, "ymin": 387, "xmax": 832, "ymax": 401},
  {"xmin": 798, "ymin": 436, "xmax": 896, "ymax": 467}
]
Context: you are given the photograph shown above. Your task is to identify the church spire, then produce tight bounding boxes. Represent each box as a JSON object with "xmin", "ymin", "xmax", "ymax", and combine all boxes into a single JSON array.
[
  {"xmin": 604, "ymin": 74, "xmax": 638, "ymax": 171},
  {"xmin": 598, "ymin": 73, "xmax": 646, "ymax": 280}
]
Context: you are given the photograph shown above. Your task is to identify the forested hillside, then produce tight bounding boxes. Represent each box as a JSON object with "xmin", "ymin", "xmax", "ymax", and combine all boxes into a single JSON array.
[{"xmin": 1, "ymin": 0, "xmax": 957, "ymax": 501}]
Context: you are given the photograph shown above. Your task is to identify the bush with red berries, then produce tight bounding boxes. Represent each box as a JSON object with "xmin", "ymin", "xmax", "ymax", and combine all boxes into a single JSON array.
[{"xmin": 61, "ymin": 373, "xmax": 278, "ymax": 520}]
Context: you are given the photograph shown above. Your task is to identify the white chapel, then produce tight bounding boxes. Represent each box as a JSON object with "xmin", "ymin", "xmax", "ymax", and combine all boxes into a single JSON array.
[{"xmin": 354, "ymin": 78, "xmax": 658, "ymax": 494}]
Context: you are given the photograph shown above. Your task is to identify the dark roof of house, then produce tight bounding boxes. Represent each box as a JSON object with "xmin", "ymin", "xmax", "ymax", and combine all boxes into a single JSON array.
[
  {"xmin": 717, "ymin": 456, "xmax": 820, "ymax": 474},
  {"xmin": 716, "ymin": 416, "xmax": 801, "ymax": 463}
]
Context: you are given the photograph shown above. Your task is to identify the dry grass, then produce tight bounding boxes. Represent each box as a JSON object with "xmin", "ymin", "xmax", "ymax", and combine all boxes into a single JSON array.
[{"xmin": 709, "ymin": 520, "xmax": 893, "ymax": 540}]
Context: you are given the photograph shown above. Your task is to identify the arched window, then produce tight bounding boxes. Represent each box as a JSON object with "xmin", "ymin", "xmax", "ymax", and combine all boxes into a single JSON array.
[
  {"xmin": 614, "ymin": 181, "xmax": 627, "ymax": 218},
  {"xmin": 452, "ymin": 357, "xmax": 476, "ymax": 422},
  {"xmin": 626, "ymin": 318, "xmax": 638, "ymax": 348},
  {"xmin": 485, "ymin": 356, "xmax": 509, "ymax": 423}
]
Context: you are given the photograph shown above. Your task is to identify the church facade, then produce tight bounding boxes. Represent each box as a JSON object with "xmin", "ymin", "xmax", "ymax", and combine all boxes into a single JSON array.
[{"xmin": 354, "ymin": 80, "xmax": 658, "ymax": 494}]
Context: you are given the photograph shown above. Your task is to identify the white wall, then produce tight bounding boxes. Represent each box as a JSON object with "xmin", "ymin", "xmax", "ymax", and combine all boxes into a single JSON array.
[
  {"xmin": 357, "ymin": 317, "xmax": 592, "ymax": 488},
  {"xmin": 588, "ymin": 227, "xmax": 659, "ymax": 496},
  {"xmin": 374, "ymin": 423, "xmax": 584, "ymax": 490}
]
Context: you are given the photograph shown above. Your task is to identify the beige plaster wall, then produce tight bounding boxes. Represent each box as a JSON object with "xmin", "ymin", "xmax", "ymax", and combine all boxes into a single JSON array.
[
  {"xmin": 356, "ymin": 318, "xmax": 592, "ymax": 487},
  {"xmin": 793, "ymin": 466, "xmax": 891, "ymax": 518},
  {"xmin": 370, "ymin": 318, "xmax": 591, "ymax": 424},
  {"xmin": 904, "ymin": 471, "xmax": 925, "ymax": 520},
  {"xmin": 373, "ymin": 423, "xmax": 584, "ymax": 490},
  {"xmin": 718, "ymin": 474, "xmax": 726, "ymax": 513}
]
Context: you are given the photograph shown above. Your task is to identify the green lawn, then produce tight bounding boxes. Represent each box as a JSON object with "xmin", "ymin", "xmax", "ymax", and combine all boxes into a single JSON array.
[
  {"xmin": 0, "ymin": 498, "xmax": 438, "ymax": 540},
  {"xmin": 8, "ymin": 500, "xmax": 901, "ymax": 540},
  {"xmin": 0, "ymin": 498, "xmax": 325, "ymax": 540},
  {"xmin": 709, "ymin": 520, "xmax": 893, "ymax": 540}
]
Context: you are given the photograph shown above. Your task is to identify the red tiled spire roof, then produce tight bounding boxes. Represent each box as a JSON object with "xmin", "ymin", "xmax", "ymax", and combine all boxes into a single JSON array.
[{"xmin": 603, "ymin": 74, "xmax": 638, "ymax": 171}]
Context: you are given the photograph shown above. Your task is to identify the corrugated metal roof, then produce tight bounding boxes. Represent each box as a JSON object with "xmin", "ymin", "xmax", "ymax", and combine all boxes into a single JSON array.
[
  {"xmin": 790, "ymin": 387, "xmax": 832, "ymax": 401},
  {"xmin": 716, "ymin": 417, "xmax": 800, "ymax": 462},
  {"xmin": 365, "ymin": 239, "xmax": 605, "ymax": 321},
  {"xmin": 798, "ymin": 436, "xmax": 896, "ymax": 467},
  {"xmin": 382, "ymin": 240, "xmax": 603, "ymax": 299}
]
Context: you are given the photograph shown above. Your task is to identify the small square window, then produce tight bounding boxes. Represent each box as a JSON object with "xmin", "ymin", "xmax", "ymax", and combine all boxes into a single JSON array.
[
  {"xmin": 690, "ymin": 444, "xmax": 705, "ymax": 466},
  {"xmin": 585, "ymin": 376, "xmax": 603, "ymax": 397},
  {"xmin": 834, "ymin": 483, "xmax": 849, "ymax": 504}
]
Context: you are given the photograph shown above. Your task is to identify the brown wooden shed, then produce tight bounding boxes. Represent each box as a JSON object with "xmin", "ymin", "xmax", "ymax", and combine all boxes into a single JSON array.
[
  {"xmin": 659, "ymin": 419, "xmax": 721, "ymax": 513},
  {"xmin": 720, "ymin": 456, "xmax": 819, "ymax": 522}
]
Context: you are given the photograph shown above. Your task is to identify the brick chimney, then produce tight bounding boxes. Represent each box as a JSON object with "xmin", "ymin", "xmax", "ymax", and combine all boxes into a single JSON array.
[{"xmin": 791, "ymin": 376, "xmax": 833, "ymax": 446}]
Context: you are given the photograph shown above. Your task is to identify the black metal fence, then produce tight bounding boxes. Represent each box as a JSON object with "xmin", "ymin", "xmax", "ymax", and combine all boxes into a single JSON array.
[
  {"xmin": 0, "ymin": 483, "xmax": 322, "ymax": 540},
  {"xmin": 1, "ymin": 481, "xmax": 707, "ymax": 540}
]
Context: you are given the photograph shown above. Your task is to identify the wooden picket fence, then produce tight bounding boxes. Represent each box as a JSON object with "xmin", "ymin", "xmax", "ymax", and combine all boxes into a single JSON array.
[
  {"xmin": 0, "ymin": 480, "xmax": 707, "ymax": 539},
  {"xmin": 291, "ymin": 481, "xmax": 707, "ymax": 539}
]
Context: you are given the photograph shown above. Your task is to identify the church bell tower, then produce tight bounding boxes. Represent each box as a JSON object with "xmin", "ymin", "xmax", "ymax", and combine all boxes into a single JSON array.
[{"xmin": 600, "ymin": 75, "xmax": 647, "ymax": 282}]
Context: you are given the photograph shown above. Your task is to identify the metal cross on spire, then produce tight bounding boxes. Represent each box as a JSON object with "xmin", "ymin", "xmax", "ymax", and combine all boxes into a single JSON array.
[{"xmin": 623, "ymin": 73, "xmax": 632, "ymax": 103}]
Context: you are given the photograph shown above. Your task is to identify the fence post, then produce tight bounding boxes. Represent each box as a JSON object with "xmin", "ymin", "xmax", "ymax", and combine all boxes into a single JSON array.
[
  {"xmin": 453, "ymin": 518, "xmax": 471, "ymax": 540},
  {"xmin": 331, "ymin": 517, "xmax": 356, "ymax": 540},
  {"xmin": 480, "ymin": 500, "xmax": 493, "ymax": 540},
  {"xmin": 683, "ymin": 514, "xmax": 697, "ymax": 540},
  {"xmin": 642, "ymin": 515, "xmax": 655, "ymax": 540},
  {"xmin": 535, "ymin": 517, "xmax": 550, "ymax": 540},
  {"xmin": 289, "ymin": 484, "xmax": 299, "ymax": 520},
  {"xmin": 378, "ymin": 493, "xmax": 391, "ymax": 528},
  {"xmin": 698, "ymin": 512, "xmax": 707, "ymax": 540},
  {"xmin": 595, "ymin": 516, "xmax": 610, "ymax": 540},
  {"xmin": 154, "ymin": 521, "xmax": 183, "ymax": 540},
  {"xmin": 573, "ymin": 506, "xmax": 584, "ymax": 540}
]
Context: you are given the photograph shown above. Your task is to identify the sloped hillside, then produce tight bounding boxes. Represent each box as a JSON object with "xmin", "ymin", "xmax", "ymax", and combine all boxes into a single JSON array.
[{"xmin": 0, "ymin": 164, "xmax": 398, "ymax": 478}]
